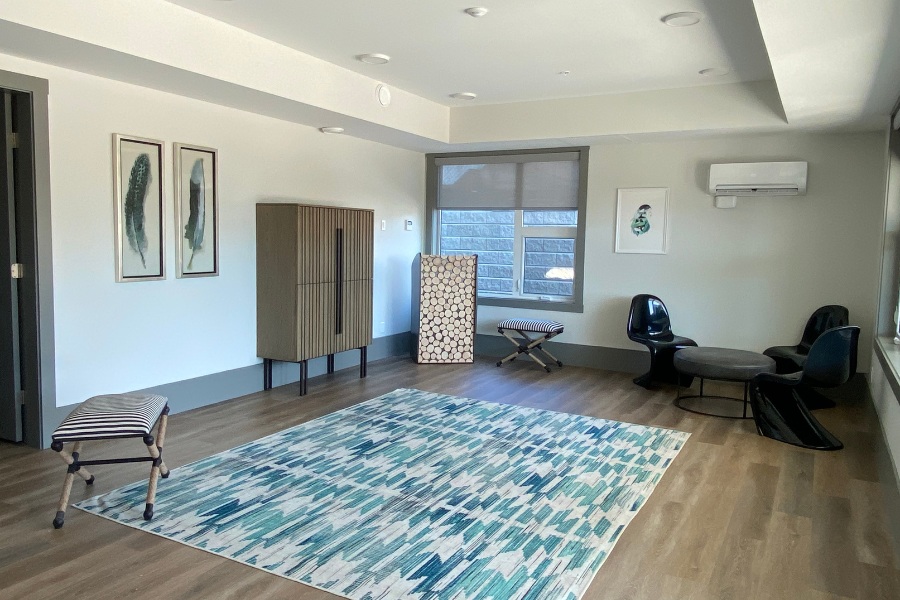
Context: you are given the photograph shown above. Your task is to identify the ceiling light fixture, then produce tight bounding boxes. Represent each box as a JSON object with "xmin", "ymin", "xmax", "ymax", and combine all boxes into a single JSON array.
[
  {"xmin": 558, "ymin": 70, "xmax": 571, "ymax": 76},
  {"xmin": 450, "ymin": 92, "xmax": 477, "ymax": 100},
  {"xmin": 357, "ymin": 53, "xmax": 390, "ymax": 65},
  {"xmin": 661, "ymin": 12, "xmax": 703, "ymax": 27},
  {"xmin": 319, "ymin": 127, "xmax": 345, "ymax": 134},
  {"xmin": 464, "ymin": 7, "xmax": 489, "ymax": 18},
  {"xmin": 699, "ymin": 67, "xmax": 730, "ymax": 76}
]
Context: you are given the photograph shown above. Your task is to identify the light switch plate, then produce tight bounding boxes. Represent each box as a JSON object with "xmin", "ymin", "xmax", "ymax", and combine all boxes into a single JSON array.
[{"xmin": 405, "ymin": 219, "xmax": 413, "ymax": 231}]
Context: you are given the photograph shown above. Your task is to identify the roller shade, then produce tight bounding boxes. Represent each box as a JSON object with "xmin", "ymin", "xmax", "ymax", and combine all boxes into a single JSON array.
[{"xmin": 436, "ymin": 152, "xmax": 580, "ymax": 210}]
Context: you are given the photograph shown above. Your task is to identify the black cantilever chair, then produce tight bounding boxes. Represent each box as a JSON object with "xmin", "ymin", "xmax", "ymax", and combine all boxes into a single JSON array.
[
  {"xmin": 627, "ymin": 294, "xmax": 697, "ymax": 389},
  {"xmin": 749, "ymin": 325, "xmax": 860, "ymax": 451},
  {"xmin": 764, "ymin": 305, "xmax": 849, "ymax": 374}
]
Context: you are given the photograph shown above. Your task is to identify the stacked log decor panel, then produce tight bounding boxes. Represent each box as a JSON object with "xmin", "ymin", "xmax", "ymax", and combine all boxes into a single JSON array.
[
  {"xmin": 412, "ymin": 254, "xmax": 477, "ymax": 363},
  {"xmin": 256, "ymin": 203, "xmax": 373, "ymax": 395}
]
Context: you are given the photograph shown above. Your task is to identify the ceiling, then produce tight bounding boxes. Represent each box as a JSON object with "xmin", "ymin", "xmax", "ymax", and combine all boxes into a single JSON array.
[
  {"xmin": 0, "ymin": 0, "xmax": 898, "ymax": 151},
  {"xmin": 167, "ymin": 0, "xmax": 774, "ymax": 106}
]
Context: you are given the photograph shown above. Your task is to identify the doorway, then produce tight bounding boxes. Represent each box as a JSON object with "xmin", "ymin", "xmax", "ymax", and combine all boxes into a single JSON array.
[
  {"xmin": 0, "ymin": 87, "xmax": 37, "ymax": 444},
  {"xmin": 0, "ymin": 70, "xmax": 55, "ymax": 449}
]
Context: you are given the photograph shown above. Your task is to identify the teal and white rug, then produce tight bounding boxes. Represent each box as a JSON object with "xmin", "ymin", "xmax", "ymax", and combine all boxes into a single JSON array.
[{"xmin": 77, "ymin": 388, "xmax": 689, "ymax": 600}]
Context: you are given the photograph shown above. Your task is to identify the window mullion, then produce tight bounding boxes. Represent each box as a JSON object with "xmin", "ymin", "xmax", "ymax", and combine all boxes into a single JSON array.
[{"xmin": 513, "ymin": 211, "xmax": 524, "ymax": 297}]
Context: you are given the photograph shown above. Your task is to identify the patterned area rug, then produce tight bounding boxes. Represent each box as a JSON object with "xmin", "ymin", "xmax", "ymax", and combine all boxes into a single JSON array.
[{"xmin": 77, "ymin": 388, "xmax": 689, "ymax": 600}]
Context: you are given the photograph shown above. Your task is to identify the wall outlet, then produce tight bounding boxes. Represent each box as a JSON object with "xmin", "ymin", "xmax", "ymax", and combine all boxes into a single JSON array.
[
  {"xmin": 379, "ymin": 321, "xmax": 386, "ymax": 334},
  {"xmin": 405, "ymin": 219, "xmax": 413, "ymax": 231}
]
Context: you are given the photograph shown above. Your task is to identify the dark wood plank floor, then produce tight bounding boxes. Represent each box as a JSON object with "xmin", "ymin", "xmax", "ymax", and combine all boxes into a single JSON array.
[{"xmin": 1, "ymin": 356, "xmax": 898, "ymax": 599}]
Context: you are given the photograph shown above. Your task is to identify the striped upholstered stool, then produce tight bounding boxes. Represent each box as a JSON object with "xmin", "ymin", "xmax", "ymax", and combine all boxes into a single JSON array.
[
  {"xmin": 496, "ymin": 318, "xmax": 565, "ymax": 373},
  {"xmin": 50, "ymin": 393, "xmax": 170, "ymax": 529}
]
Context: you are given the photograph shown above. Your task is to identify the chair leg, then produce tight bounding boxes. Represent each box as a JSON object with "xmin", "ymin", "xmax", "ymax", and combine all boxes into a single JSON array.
[
  {"xmin": 749, "ymin": 381, "xmax": 843, "ymax": 450},
  {"xmin": 633, "ymin": 371, "xmax": 653, "ymax": 389},
  {"xmin": 496, "ymin": 329, "xmax": 556, "ymax": 372},
  {"xmin": 51, "ymin": 441, "xmax": 94, "ymax": 529},
  {"xmin": 635, "ymin": 346, "xmax": 695, "ymax": 389},
  {"xmin": 535, "ymin": 344, "xmax": 563, "ymax": 368},
  {"xmin": 142, "ymin": 406, "xmax": 172, "ymax": 520},
  {"xmin": 156, "ymin": 406, "xmax": 170, "ymax": 479}
]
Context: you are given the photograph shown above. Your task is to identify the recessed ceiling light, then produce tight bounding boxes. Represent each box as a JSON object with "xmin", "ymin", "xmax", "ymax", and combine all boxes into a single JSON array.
[
  {"xmin": 661, "ymin": 12, "xmax": 703, "ymax": 27},
  {"xmin": 357, "ymin": 53, "xmax": 390, "ymax": 65},
  {"xmin": 699, "ymin": 67, "xmax": 730, "ymax": 76},
  {"xmin": 558, "ymin": 70, "xmax": 571, "ymax": 76},
  {"xmin": 450, "ymin": 92, "xmax": 477, "ymax": 100},
  {"xmin": 319, "ymin": 127, "xmax": 345, "ymax": 134},
  {"xmin": 464, "ymin": 7, "xmax": 489, "ymax": 18}
]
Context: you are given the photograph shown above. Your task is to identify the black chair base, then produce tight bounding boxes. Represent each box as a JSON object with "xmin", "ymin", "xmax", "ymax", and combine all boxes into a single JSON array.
[
  {"xmin": 633, "ymin": 347, "xmax": 695, "ymax": 389},
  {"xmin": 750, "ymin": 381, "xmax": 843, "ymax": 451}
]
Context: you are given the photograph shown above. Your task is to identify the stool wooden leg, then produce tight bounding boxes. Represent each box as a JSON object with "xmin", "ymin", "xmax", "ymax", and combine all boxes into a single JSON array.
[
  {"xmin": 156, "ymin": 407, "xmax": 170, "ymax": 479},
  {"xmin": 143, "ymin": 434, "xmax": 160, "ymax": 520},
  {"xmin": 52, "ymin": 441, "xmax": 94, "ymax": 529},
  {"xmin": 143, "ymin": 406, "xmax": 171, "ymax": 520}
]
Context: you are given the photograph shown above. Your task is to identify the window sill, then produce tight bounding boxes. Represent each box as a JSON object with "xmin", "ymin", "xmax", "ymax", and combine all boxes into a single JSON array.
[
  {"xmin": 477, "ymin": 296, "xmax": 583, "ymax": 313},
  {"xmin": 874, "ymin": 336, "xmax": 900, "ymax": 409}
]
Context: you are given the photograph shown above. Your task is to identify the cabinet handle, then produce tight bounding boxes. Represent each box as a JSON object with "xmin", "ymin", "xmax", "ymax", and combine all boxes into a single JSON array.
[{"xmin": 335, "ymin": 228, "xmax": 343, "ymax": 334}]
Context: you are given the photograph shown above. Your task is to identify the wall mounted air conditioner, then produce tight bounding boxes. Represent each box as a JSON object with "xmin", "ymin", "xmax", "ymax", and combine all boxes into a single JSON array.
[{"xmin": 708, "ymin": 161, "xmax": 808, "ymax": 208}]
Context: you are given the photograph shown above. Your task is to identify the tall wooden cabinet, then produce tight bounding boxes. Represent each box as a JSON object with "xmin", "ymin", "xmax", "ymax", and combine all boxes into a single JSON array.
[{"xmin": 256, "ymin": 203, "xmax": 373, "ymax": 395}]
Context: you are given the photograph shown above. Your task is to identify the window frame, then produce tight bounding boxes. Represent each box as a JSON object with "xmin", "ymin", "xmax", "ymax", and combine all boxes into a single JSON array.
[{"xmin": 425, "ymin": 147, "xmax": 588, "ymax": 313}]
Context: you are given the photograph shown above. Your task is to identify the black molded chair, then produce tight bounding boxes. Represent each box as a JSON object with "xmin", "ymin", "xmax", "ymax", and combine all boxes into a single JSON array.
[
  {"xmin": 764, "ymin": 305, "xmax": 849, "ymax": 374},
  {"xmin": 627, "ymin": 294, "xmax": 697, "ymax": 389},
  {"xmin": 749, "ymin": 325, "xmax": 860, "ymax": 451}
]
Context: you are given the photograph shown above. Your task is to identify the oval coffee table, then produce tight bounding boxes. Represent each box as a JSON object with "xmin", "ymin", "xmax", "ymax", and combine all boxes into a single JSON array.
[{"xmin": 673, "ymin": 347, "xmax": 776, "ymax": 419}]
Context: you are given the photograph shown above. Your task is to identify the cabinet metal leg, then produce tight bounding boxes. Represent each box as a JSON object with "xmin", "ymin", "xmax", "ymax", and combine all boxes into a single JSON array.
[
  {"xmin": 327, "ymin": 354, "xmax": 335, "ymax": 374},
  {"xmin": 299, "ymin": 360, "xmax": 308, "ymax": 396},
  {"xmin": 359, "ymin": 346, "xmax": 367, "ymax": 378},
  {"xmin": 263, "ymin": 358, "xmax": 273, "ymax": 390}
]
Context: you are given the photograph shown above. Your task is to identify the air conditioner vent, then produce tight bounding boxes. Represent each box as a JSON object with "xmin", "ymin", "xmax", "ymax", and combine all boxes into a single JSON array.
[{"xmin": 708, "ymin": 162, "xmax": 807, "ymax": 198}]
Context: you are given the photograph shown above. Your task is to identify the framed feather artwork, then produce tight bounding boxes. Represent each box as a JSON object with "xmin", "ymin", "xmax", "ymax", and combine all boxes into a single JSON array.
[
  {"xmin": 113, "ymin": 134, "xmax": 165, "ymax": 282},
  {"xmin": 173, "ymin": 143, "xmax": 219, "ymax": 278},
  {"xmin": 614, "ymin": 187, "xmax": 669, "ymax": 254}
]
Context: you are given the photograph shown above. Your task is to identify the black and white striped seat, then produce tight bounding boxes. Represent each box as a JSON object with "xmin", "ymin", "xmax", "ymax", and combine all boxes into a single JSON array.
[
  {"xmin": 498, "ymin": 318, "xmax": 565, "ymax": 335},
  {"xmin": 52, "ymin": 393, "xmax": 168, "ymax": 442},
  {"xmin": 496, "ymin": 318, "xmax": 565, "ymax": 372},
  {"xmin": 49, "ymin": 392, "xmax": 171, "ymax": 529}
]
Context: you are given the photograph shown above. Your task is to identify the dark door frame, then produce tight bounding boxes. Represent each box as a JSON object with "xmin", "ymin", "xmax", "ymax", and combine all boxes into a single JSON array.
[{"xmin": 0, "ymin": 69, "xmax": 57, "ymax": 449}]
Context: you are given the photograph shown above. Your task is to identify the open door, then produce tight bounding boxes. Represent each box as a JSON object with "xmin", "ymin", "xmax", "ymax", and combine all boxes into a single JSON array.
[
  {"xmin": 0, "ymin": 87, "xmax": 40, "ymax": 444},
  {"xmin": 0, "ymin": 89, "xmax": 22, "ymax": 441}
]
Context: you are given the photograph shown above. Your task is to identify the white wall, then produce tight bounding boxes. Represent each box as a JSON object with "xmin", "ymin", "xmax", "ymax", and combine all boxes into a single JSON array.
[
  {"xmin": 0, "ymin": 54, "xmax": 425, "ymax": 408},
  {"xmin": 478, "ymin": 131, "xmax": 887, "ymax": 370},
  {"xmin": 0, "ymin": 49, "xmax": 889, "ymax": 411}
]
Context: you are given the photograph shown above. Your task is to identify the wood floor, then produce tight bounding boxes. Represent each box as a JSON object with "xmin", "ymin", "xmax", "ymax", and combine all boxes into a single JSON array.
[{"xmin": 1, "ymin": 356, "xmax": 898, "ymax": 599}]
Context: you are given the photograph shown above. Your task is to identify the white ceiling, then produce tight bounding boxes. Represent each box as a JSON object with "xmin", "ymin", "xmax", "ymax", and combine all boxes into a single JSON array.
[
  {"xmin": 0, "ymin": 0, "xmax": 898, "ymax": 150},
  {"xmin": 166, "ymin": 0, "xmax": 775, "ymax": 106}
]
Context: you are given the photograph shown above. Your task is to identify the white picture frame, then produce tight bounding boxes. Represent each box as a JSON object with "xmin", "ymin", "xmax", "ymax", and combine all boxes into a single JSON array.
[
  {"xmin": 615, "ymin": 187, "xmax": 669, "ymax": 254},
  {"xmin": 173, "ymin": 143, "xmax": 219, "ymax": 278},
  {"xmin": 113, "ymin": 134, "xmax": 165, "ymax": 282}
]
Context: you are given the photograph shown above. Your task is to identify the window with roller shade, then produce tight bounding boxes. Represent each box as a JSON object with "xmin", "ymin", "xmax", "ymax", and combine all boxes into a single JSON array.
[{"xmin": 425, "ymin": 148, "xmax": 588, "ymax": 312}]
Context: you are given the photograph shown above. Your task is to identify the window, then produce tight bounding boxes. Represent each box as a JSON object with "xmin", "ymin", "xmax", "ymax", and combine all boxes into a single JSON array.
[{"xmin": 426, "ymin": 148, "xmax": 587, "ymax": 312}]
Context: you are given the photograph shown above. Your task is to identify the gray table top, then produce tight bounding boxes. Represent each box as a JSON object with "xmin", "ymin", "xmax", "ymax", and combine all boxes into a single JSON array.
[{"xmin": 674, "ymin": 346, "xmax": 775, "ymax": 381}]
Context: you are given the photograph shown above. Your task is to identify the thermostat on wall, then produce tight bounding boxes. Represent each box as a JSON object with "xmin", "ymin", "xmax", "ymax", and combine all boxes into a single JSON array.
[{"xmin": 405, "ymin": 219, "xmax": 413, "ymax": 231}]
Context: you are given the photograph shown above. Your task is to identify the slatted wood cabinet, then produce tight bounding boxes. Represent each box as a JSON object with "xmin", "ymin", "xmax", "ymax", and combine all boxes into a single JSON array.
[{"xmin": 256, "ymin": 203, "xmax": 374, "ymax": 395}]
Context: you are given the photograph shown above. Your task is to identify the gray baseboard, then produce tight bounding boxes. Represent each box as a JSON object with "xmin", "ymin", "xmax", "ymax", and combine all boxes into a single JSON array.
[
  {"xmin": 475, "ymin": 333, "xmax": 648, "ymax": 374},
  {"xmin": 40, "ymin": 332, "xmax": 414, "ymax": 448}
]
